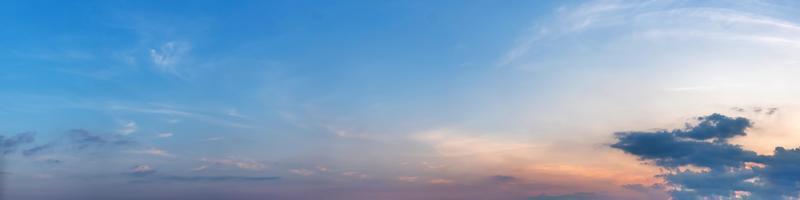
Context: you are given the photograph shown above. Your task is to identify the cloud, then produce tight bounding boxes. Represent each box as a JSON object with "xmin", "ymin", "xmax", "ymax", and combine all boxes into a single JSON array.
[
  {"xmin": 40, "ymin": 158, "xmax": 63, "ymax": 164},
  {"xmin": 611, "ymin": 113, "xmax": 800, "ymax": 199},
  {"xmin": 288, "ymin": 169, "xmax": 314, "ymax": 176},
  {"xmin": 125, "ymin": 164, "xmax": 279, "ymax": 182},
  {"xmin": 21, "ymin": 129, "xmax": 136, "ymax": 157},
  {"xmin": 490, "ymin": 175, "xmax": 517, "ymax": 183},
  {"xmin": 108, "ymin": 104, "xmax": 252, "ymax": 129},
  {"xmin": 201, "ymin": 158, "xmax": 267, "ymax": 171},
  {"xmin": 156, "ymin": 132, "xmax": 173, "ymax": 138},
  {"xmin": 731, "ymin": 106, "xmax": 779, "ymax": 115},
  {"xmin": 428, "ymin": 178, "xmax": 453, "ymax": 185},
  {"xmin": 0, "ymin": 132, "xmax": 35, "ymax": 155},
  {"xmin": 611, "ymin": 113, "xmax": 758, "ymax": 170},
  {"xmin": 127, "ymin": 165, "xmax": 156, "ymax": 177},
  {"xmin": 23, "ymin": 143, "xmax": 53, "ymax": 156},
  {"xmin": 499, "ymin": 0, "xmax": 800, "ymax": 70},
  {"xmin": 66, "ymin": 129, "xmax": 136, "ymax": 149},
  {"xmin": 159, "ymin": 175, "xmax": 280, "ymax": 182},
  {"xmin": 203, "ymin": 137, "xmax": 224, "ymax": 141},
  {"xmin": 128, "ymin": 148, "xmax": 172, "ymax": 157},
  {"xmin": 396, "ymin": 176, "xmax": 419, "ymax": 182},
  {"xmin": 118, "ymin": 121, "xmax": 137, "ymax": 135},
  {"xmin": 149, "ymin": 41, "xmax": 190, "ymax": 74}
]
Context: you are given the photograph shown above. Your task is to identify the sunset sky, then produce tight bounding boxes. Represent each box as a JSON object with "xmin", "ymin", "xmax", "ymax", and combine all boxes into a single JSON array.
[{"xmin": 4, "ymin": 0, "xmax": 800, "ymax": 199}]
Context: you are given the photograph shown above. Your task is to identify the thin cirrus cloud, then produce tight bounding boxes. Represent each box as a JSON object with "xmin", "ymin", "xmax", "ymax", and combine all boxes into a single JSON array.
[
  {"xmin": 156, "ymin": 132, "xmax": 173, "ymax": 138},
  {"xmin": 118, "ymin": 121, "xmax": 137, "ymax": 135},
  {"xmin": 499, "ymin": 1, "xmax": 800, "ymax": 70},
  {"xmin": 5, "ymin": 1, "xmax": 800, "ymax": 200},
  {"xmin": 125, "ymin": 164, "xmax": 279, "ymax": 182},
  {"xmin": 127, "ymin": 147, "xmax": 172, "ymax": 157},
  {"xmin": 148, "ymin": 41, "xmax": 190, "ymax": 75}
]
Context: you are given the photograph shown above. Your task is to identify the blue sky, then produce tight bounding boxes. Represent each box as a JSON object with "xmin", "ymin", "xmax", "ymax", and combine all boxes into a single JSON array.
[{"xmin": 4, "ymin": 0, "xmax": 800, "ymax": 199}]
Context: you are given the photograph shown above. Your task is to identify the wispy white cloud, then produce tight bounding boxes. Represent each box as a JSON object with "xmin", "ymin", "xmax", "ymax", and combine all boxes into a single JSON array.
[
  {"xmin": 191, "ymin": 165, "xmax": 208, "ymax": 171},
  {"xmin": 396, "ymin": 176, "xmax": 419, "ymax": 182},
  {"xmin": 202, "ymin": 158, "xmax": 267, "ymax": 171},
  {"xmin": 128, "ymin": 148, "xmax": 172, "ymax": 157},
  {"xmin": 428, "ymin": 178, "xmax": 454, "ymax": 185},
  {"xmin": 341, "ymin": 171, "xmax": 368, "ymax": 179},
  {"xmin": 128, "ymin": 164, "xmax": 156, "ymax": 176},
  {"xmin": 156, "ymin": 132, "xmax": 174, "ymax": 138},
  {"xmin": 498, "ymin": 1, "xmax": 800, "ymax": 68},
  {"xmin": 224, "ymin": 108, "xmax": 249, "ymax": 119},
  {"xmin": 149, "ymin": 41, "xmax": 190, "ymax": 75},
  {"xmin": 289, "ymin": 169, "xmax": 315, "ymax": 176},
  {"xmin": 118, "ymin": 121, "xmax": 137, "ymax": 135},
  {"xmin": 108, "ymin": 103, "xmax": 252, "ymax": 129}
]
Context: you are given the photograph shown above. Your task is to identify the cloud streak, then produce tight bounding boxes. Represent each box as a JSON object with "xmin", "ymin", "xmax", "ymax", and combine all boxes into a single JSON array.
[{"xmin": 0, "ymin": 132, "xmax": 35, "ymax": 155}]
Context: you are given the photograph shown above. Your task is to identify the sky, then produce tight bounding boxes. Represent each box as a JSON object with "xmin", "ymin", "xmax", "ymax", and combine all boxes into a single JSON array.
[{"xmin": 3, "ymin": 0, "xmax": 800, "ymax": 199}]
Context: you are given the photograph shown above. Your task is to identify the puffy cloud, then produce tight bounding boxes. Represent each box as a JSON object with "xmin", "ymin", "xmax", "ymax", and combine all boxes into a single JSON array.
[
  {"xmin": 191, "ymin": 165, "xmax": 208, "ymax": 171},
  {"xmin": 675, "ymin": 113, "xmax": 751, "ymax": 141},
  {"xmin": 611, "ymin": 130, "xmax": 758, "ymax": 169},
  {"xmin": 611, "ymin": 113, "xmax": 800, "ymax": 199},
  {"xmin": 611, "ymin": 113, "xmax": 758, "ymax": 170}
]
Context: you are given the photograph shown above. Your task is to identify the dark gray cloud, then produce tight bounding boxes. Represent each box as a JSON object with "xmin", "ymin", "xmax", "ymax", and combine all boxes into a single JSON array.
[
  {"xmin": 23, "ymin": 143, "xmax": 54, "ymax": 156},
  {"xmin": 41, "ymin": 158, "xmax": 63, "ymax": 164},
  {"xmin": 66, "ymin": 129, "xmax": 135, "ymax": 149},
  {"xmin": 611, "ymin": 130, "xmax": 758, "ymax": 169},
  {"xmin": 21, "ymin": 129, "xmax": 136, "ymax": 157},
  {"xmin": 611, "ymin": 113, "xmax": 800, "ymax": 199},
  {"xmin": 730, "ymin": 106, "xmax": 778, "ymax": 115},
  {"xmin": 126, "ymin": 165, "xmax": 157, "ymax": 177},
  {"xmin": 672, "ymin": 113, "xmax": 751, "ymax": 141},
  {"xmin": 490, "ymin": 175, "xmax": 516, "ymax": 183},
  {"xmin": 0, "ymin": 132, "xmax": 36, "ymax": 155}
]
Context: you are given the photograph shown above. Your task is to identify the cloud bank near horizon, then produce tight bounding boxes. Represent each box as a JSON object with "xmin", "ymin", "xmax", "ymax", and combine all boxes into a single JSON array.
[{"xmin": 612, "ymin": 113, "xmax": 800, "ymax": 199}]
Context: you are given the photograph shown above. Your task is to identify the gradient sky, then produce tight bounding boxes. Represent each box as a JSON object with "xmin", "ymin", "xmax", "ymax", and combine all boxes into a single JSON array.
[{"xmin": 3, "ymin": 0, "xmax": 800, "ymax": 199}]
